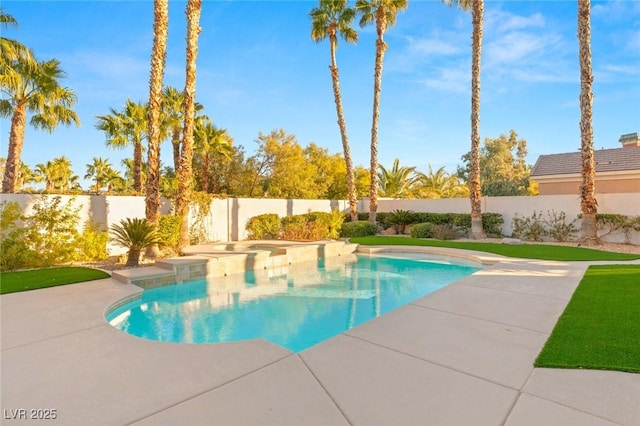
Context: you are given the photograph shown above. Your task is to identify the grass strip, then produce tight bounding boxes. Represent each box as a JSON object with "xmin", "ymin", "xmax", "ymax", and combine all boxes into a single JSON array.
[
  {"xmin": 350, "ymin": 236, "xmax": 640, "ymax": 261},
  {"xmin": 535, "ymin": 265, "xmax": 640, "ymax": 373},
  {"xmin": 0, "ymin": 267, "xmax": 110, "ymax": 295}
]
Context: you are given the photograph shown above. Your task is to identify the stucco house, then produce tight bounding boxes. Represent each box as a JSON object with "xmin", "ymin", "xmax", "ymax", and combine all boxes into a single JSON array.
[{"xmin": 530, "ymin": 132, "xmax": 640, "ymax": 195}]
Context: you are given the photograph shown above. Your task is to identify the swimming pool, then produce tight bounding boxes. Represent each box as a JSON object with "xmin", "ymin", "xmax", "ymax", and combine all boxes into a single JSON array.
[{"xmin": 107, "ymin": 253, "xmax": 481, "ymax": 352}]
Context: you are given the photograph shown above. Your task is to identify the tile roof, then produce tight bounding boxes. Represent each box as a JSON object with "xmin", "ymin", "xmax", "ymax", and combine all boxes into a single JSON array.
[{"xmin": 531, "ymin": 147, "xmax": 640, "ymax": 177}]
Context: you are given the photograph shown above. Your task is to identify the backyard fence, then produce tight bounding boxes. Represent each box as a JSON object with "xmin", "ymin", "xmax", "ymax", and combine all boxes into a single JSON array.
[{"xmin": 2, "ymin": 192, "xmax": 639, "ymax": 255}]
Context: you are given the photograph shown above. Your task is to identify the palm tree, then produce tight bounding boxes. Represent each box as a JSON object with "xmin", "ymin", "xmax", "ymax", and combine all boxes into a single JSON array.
[
  {"xmin": 85, "ymin": 157, "xmax": 117, "ymax": 193},
  {"xmin": 414, "ymin": 165, "xmax": 469, "ymax": 198},
  {"xmin": 356, "ymin": 0, "xmax": 408, "ymax": 223},
  {"xmin": 194, "ymin": 116, "xmax": 233, "ymax": 193},
  {"xmin": 0, "ymin": 10, "xmax": 31, "ymax": 67},
  {"xmin": 176, "ymin": 0, "xmax": 203, "ymax": 250},
  {"xmin": 577, "ymin": 0, "xmax": 600, "ymax": 246},
  {"xmin": 162, "ymin": 86, "xmax": 185, "ymax": 172},
  {"xmin": 35, "ymin": 156, "xmax": 78, "ymax": 193},
  {"xmin": 0, "ymin": 53, "xmax": 80, "ymax": 193},
  {"xmin": 95, "ymin": 99, "xmax": 148, "ymax": 193},
  {"xmin": 310, "ymin": 0, "xmax": 359, "ymax": 221},
  {"xmin": 442, "ymin": 0, "xmax": 485, "ymax": 238},
  {"xmin": 146, "ymin": 0, "xmax": 170, "ymax": 258},
  {"xmin": 377, "ymin": 158, "xmax": 418, "ymax": 198}
]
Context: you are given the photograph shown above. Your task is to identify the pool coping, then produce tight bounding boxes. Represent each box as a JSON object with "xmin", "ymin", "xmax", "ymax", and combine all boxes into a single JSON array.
[{"xmin": 1, "ymin": 247, "xmax": 639, "ymax": 425}]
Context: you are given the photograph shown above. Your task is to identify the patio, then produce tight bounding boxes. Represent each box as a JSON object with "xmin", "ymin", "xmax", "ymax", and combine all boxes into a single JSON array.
[{"xmin": 1, "ymin": 249, "xmax": 639, "ymax": 425}]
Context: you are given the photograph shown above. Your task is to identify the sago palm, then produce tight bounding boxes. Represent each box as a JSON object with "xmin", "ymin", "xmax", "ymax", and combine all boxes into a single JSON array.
[
  {"xmin": 110, "ymin": 218, "xmax": 163, "ymax": 267},
  {"xmin": 0, "ymin": 53, "xmax": 80, "ymax": 193},
  {"xmin": 310, "ymin": 0, "xmax": 359, "ymax": 221},
  {"xmin": 356, "ymin": 0, "xmax": 408, "ymax": 222}
]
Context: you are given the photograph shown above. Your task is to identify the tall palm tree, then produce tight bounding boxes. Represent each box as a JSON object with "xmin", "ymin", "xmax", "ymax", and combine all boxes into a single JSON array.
[
  {"xmin": 176, "ymin": 0, "xmax": 203, "ymax": 250},
  {"xmin": 310, "ymin": 0, "xmax": 359, "ymax": 221},
  {"xmin": 162, "ymin": 86, "xmax": 185, "ymax": 172},
  {"xmin": 356, "ymin": 0, "xmax": 408, "ymax": 223},
  {"xmin": 377, "ymin": 158, "xmax": 418, "ymax": 198},
  {"xmin": 85, "ymin": 157, "xmax": 116, "ymax": 193},
  {"xmin": 35, "ymin": 156, "xmax": 78, "ymax": 193},
  {"xmin": 442, "ymin": 0, "xmax": 485, "ymax": 238},
  {"xmin": 577, "ymin": 0, "xmax": 600, "ymax": 246},
  {"xmin": 95, "ymin": 99, "xmax": 148, "ymax": 193},
  {"xmin": 194, "ymin": 116, "xmax": 232, "ymax": 193},
  {"xmin": 0, "ymin": 53, "xmax": 80, "ymax": 193},
  {"xmin": 146, "ymin": 0, "xmax": 170, "ymax": 258}
]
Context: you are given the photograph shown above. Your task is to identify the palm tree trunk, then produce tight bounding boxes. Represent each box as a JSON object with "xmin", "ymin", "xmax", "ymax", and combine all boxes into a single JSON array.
[
  {"xmin": 145, "ymin": 0, "xmax": 169, "ymax": 259},
  {"xmin": 2, "ymin": 104, "xmax": 27, "ymax": 193},
  {"xmin": 329, "ymin": 34, "xmax": 357, "ymax": 221},
  {"xmin": 577, "ymin": 0, "xmax": 600, "ymax": 246},
  {"xmin": 469, "ymin": 0, "xmax": 486, "ymax": 239},
  {"xmin": 369, "ymin": 9, "xmax": 387, "ymax": 224},
  {"xmin": 176, "ymin": 0, "xmax": 202, "ymax": 250},
  {"xmin": 172, "ymin": 128, "xmax": 181, "ymax": 171},
  {"xmin": 133, "ymin": 139, "xmax": 143, "ymax": 193}
]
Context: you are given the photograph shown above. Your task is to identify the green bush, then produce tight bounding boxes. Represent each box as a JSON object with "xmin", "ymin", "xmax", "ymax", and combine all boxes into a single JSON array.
[
  {"xmin": 78, "ymin": 222, "xmax": 109, "ymax": 261},
  {"xmin": 410, "ymin": 222, "xmax": 435, "ymax": 239},
  {"xmin": 0, "ymin": 197, "xmax": 83, "ymax": 271},
  {"xmin": 303, "ymin": 210, "xmax": 344, "ymax": 239},
  {"xmin": 340, "ymin": 221, "xmax": 377, "ymax": 238},
  {"xmin": 158, "ymin": 214, "xmax": 181, "ymax": 249},
  {"xmin": 280, "ymin": 211, "xmax": 344, "ymax": 240},
  {"xmin": 246, "ymin": 213, "xmax": 281, "ymax": 240},
  {"xmin": 545, "ymin": 210, "xmax": 578, "ymax": 242},
  {"xmin": 482, "ymin": 213, "xmax": 504, "ymax": 237}
]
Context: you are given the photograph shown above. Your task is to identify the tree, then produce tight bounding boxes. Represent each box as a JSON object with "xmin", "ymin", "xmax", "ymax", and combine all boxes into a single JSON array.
[
  {"xmin": 414, "ymin": 165, "xmax": 469, "ymax": 199},
  {"xmin": 577, "ymin": 0, "xmax": 600, "ymax": 246},
  {"xmin": 442, "ymin": 0, "xmax": 485, "ymax": 238},
  {"xmin": 95, "ymin": 99, "xmax": 148, "ymax": 193},
  {"xmin": 194, "ymin": 116, "xmax": 233, "ymax": 193},
  {"xmin": 0, "ymin": 10, "xmax": 31, "ymax": 67},
  {"xmin": 310, "ymin": 0, "xmax": 359, "ymax": 220},
  {"xmin": 85, "ymin": 157, "xmax": 119, "ymax": 193},
  {"xmin": 458, "ymin": 130, "xmax": 531, "ymax": 196},
  {"xmin": 377, "ymin": 158, "xmax": 418, "ymax": 198},
  {"xmin": 176, "ymin": 0, "xmax": 202, "ymax": 250},
  {"xmin": 35, "ymin": 156, "xmax": 79, "ymax": 193},
  {"xmin": 145, "ymin": 0, "xmax": 169, "ymax": 258},
  {"xmin": 356, "ymin": 0, "xmax": 407, "ymax": 223},
  {"xmin": 1, "ymin": 53, "xmax": 80, "ymax": 193}
]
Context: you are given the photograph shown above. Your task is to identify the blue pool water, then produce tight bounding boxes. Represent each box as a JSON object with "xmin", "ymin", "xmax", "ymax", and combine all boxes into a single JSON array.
[{"xmin": 107, "ymin": 254, "xmax": 480, "ymax": 352}]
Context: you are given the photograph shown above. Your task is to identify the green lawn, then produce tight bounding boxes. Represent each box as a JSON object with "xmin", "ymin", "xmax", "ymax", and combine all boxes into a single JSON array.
[
  {"xmin": 0, "ymin": 267, "xmax": 110, "ymax": 295},
  {"xmin": 350, "ymin": 236, "xmax": 640, "ymax": 261},
  {"xmin": 535, "ymin": 265, "xmax": 640, "ymax": 373}
]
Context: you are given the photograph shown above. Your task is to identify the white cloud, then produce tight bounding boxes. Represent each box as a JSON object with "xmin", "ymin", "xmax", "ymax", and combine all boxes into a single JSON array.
[
  {"xmin": 416, "ymin": 65, "xmax": 470, "ymax": 94},
  {"xmin": 406, "ymin": 36, "xmax": 462, "ymax": 56},
  {"xmin": 485, "ymin": 10, "xmax": 546, "ymax": 34}
]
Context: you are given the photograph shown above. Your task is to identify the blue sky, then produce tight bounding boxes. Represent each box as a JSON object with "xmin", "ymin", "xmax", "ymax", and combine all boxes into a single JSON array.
[{"xmin": 2, "ymin": 0, "xmax": 639, "ymax": 189}]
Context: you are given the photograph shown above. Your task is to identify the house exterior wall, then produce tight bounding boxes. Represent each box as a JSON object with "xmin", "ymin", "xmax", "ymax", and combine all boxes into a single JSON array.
[{"xmin": 536, "ymin": 177, "xmax": 640, "ymax": 195}]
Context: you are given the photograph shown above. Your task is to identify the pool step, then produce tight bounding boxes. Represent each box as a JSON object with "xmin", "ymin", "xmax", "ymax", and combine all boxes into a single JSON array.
[{"xmin": 112, "ymin": 266, "xmax": 177, "ymax": 289}]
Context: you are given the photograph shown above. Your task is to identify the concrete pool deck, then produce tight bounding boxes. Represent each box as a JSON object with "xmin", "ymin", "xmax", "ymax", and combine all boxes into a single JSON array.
[{"xmin": 1, "ymin": 248, "xmax": 639, "ymax": 425}]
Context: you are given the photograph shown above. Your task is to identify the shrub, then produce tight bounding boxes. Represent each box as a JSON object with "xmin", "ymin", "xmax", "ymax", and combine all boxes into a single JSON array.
[
  {"xmin": 110, "ymin": 218, "xmax": 163, "ymax": 267},
  {"xmin": 432, "ymin": 223, "xmax": 461, "ymax": 240},
  {"xmin": 246, "ymin": 213, "xmax": 280, "ymax": 240},
  {"xmin": 410, "ymin": 222, "xmax": 435, "ymax": 239},
  {"xmin": 0, "ymin": 197, "xmax": 86, "ymax": 271},
  {"xmin": 158, "ymin": 214, "xmax": 181, "ymax": 249},
  {"xmin": 340, "ymin": 221, "xmax": 377, "ymax": 238},
  {"xmin": 512, "ymin": 211, "xmax": 546, "ymax": 241},
  {"xmin": 78, "ymin": 222, "xmax": 109, "ymax": 261},
  {"xmin": 482, "ymin": 213, "xmax": 504, "ymax": 237},
  {"xmin": 280, "ymin": 211, "xmax": 344, "ymax": 240},
  {"xmin": 545, "ymin": 210, "xmax": 578, "ymax": 242},
  {"xmin": 303, "ymin": 210, "xmax": 344, "ymax": 239},
  {"xmin": 387, "ymin": 209, "xmax": 416, "ymax": 234},
  {"xmin": 595, "ymin": 214, "xmax": 640, "ymax": 244}
]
